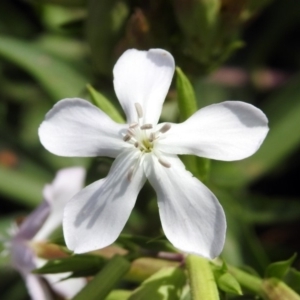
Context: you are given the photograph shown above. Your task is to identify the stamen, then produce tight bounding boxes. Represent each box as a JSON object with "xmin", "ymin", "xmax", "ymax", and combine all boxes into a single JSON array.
[
  {"xmin": 127, "ymin": 129, "xmax": 134, "ymax": 136},
  {"xmin": 140, "ymin": 124, "xmax": 153, "ymax": 130},
  {"xmin": 123, "ymin": 134, "xmax": 131, "ymax": 142},
  {"xmin": 129, "ymin": 122, "xmax": 139, "ymax": 128},
  {"xmin": 158, "ymin": 158, "xmax": 171, "ymax": 168},
  {"xmin": 149, "ymin": 132, "xmax": 156, "ymax": 142},
  {"xmin": 127, "ymin": 167, "xmax": 134, "ymax": 181},
  {"xmin": 135, "ymin": 103, "xmax": 143, "ymax": 119},
  {"xmin": 134, "ymin": 142, "xmax": 139, "ymax": 148},
  {"xmin": 159, "ymin": 123, "xmax": 171, "ymax": 133}
]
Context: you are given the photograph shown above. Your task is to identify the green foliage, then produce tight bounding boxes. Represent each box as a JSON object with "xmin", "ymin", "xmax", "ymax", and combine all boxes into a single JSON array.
[
  {"xmin": 0, "ymin": 36, "xmax": 88, "ymax": 101},
  {"xmin": 87, "ymin": 84, "xmax": 125, "ymax": 123},
  {"xmin": 34, "ymin": 254, "xmax": 106, "ymax": 277},
  {"xmin": 73, "ymin": 255, "xmax": 131, "ymax": 300},
  {"xmin": 1, "ymin": 0, "xmax": 300, "ymax": 299},
  {"xmin": 128, "ymin": 267, "xmax": 186, "ymax": 300},
  {"xmin": 175, "ymin": 67, "xmax": 210, "ymax": 182},
  {"xmin": 265, "ymin": 254, "xmax": 297, "ymax": 280}
]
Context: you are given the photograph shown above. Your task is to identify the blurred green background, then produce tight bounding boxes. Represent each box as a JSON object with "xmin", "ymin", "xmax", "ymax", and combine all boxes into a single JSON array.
[{"xmin": 1, "ymin": 0, "xmax": 300, "ymax": 299}]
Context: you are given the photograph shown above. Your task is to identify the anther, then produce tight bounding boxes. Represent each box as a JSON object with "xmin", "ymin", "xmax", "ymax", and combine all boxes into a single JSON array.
[
  {"xmin": 135, "ymin": 103, "xmax": 143, "ymax": 119},
  {"xmin": 127, "ymin": 129, "xmax": 134, "ymax": 136},
  {"xmin": 123, "ymin": 134, "xmax": 131, "ymax": 142},
  {"xmin": 129, "ymin": 122, "xmax": 139, "ymax": 128},
  {"xmin": 159, "ymin": 123, "xmax": 171, "ymax": 133},
  {"xmin": 158, "ymin": 158, "xmax": 171, "ymax": 168},
  {"xmin": 140, "ymin": 124, "xmax": 153, "ymax": 130},
  {"xmin": 127, "ymin": 167, "xmax": 134, "ymax": 181},
  {"xmin": 149, "ymin": 132, "xmax": 155, "ymax": 142},
  {"xmin": 134, "ymin": 142, "xmax": 139, "ymax": 148}
]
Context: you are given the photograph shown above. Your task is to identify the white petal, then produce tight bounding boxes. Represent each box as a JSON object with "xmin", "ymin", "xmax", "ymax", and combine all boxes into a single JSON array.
[
  {"xmin": 113, "ymin": 49, "xmax": 175, "ymax": 125},
  {"xmin": 34, "ymin": 258, "xmax": 86, "ymax": 299},
  {"xmin": 11, "ymin": 238, "xmax": 36, "ymax": 274},
  {"xmin": 33, "ymin": 167, "xmax": 86, "ymax": 241},
  {"xmin": 17, "ymin": 202, "xmax": 50, "ymax": 240},
  {"xmin": 145, "ymin": 155, "xmax": 226, "ymax": 259},
  {"xmin": 44, "ymin": 274, "xmax": 86, "ymax": 299},
  {"xmin": 25, "ymin": 274, "xmax": 52, "ymax": 300},
  {"xmin": 39, "ymin": 98, "xmax": 127, "ymax": 158},
  {"xmin": 157, "ymin": 101, "xmax": 269, "ymax": 161},
  {"xmin": 63, "ymin": 149, "xmax": 146, "ymax": 253}
]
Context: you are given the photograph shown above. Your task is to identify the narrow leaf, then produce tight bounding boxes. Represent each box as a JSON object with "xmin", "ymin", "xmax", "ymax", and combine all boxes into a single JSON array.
[
  {"xmin": 0, "ymin": 165, "xmax": 44, "ymax": 207},
  {"xmin": 87, "ymin": 84, "xmax": 124, "ymax": 123},
  {"xmin": 175, "ymin": 67, "xmax": 198, "ymax": 121},
  {"xmin": 265, "ymin": 254, "xmax": 297, "ymax": 280},
  {"xmin": 34, "ymin": 255, "xmax": 105, "ymax": 274},
  {"xmin": 128, "ymin": 267, "xmax": 186, "ymax": 300},
  {"xmin": 73, "ymin": 255, "xmax": 131, "ymax": 300},
  {"xmin": 0, "ymin": 35, "xmax": 88, "ymax": 100},
  {"xmin": 217, "ymin": 273, "xmax": 243, "ymax": 295},
  {"xmin": 176, "ymin": 67, "xmax": 210, "ymax": 181},
  {"xmin": 105, "ymin": 290, "xmax": 132, "ymax": 300}
]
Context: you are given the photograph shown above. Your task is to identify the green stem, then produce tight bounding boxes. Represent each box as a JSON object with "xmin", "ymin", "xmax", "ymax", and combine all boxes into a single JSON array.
[
  {"xmin": 186, "ymin": 254, "xmax": 219, "ymax": 300},
  {"xmin": 228, "ymin": 265, "xmax": 264, "ymax": 295}
]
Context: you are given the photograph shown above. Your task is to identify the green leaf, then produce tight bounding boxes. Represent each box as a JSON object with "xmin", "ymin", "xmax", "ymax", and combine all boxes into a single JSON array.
[
  {"xmin": 211, "ymin": 262, "xmax": 242, "ymax": 295},
  {"xmin": 285, "ymin": 268, "xmax": 300, "ymax": 293},
  {"xmin": 86, "ymin": 0, "xmax": 129, "ymax": 75},
  {"xmin": 175, "ymin": 67, "xmax": 198, "ymax": 122},
  {"xmin": 175, "ymin": 67, "xmax": 210, "ymax": 182},
  {"xmin": 217, "ymin": 273, "xmax": 243, "ymax": 295},
  {"xmin": 118, "ymin": 234, "xmax": 176, "ymax": 253},
  {"xmin": 0, "ymin": 35, "xmax": 88, "ymax": 101},
  {"xmin": 0, "ymin": 165, "xmax": 44, "ymax": 207},
  {"xmin": 265, "ymin": 254, "xmax": 297, "ymax": 280},
  {"xmin": 87, "ymin": 84, "xmax": 124, "ymax": 123},
  {"xmin": 73, "ymin": 255, "xmax": 131, "ymax": 300},
  {"xmin": 128, "ymin": 267, "xmax": 186, "ymax": 300},
  {"xmin": 105, "ymin": 290, "xmax": 131, "ymax": 300},
  {"xmin": 34, "ymin": 254, "xmax": 106, "ymax": 275}
]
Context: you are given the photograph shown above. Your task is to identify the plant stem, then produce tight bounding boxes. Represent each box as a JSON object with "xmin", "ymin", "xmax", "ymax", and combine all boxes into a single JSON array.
[{"xmin": 186, "ymin": 254, "xmax": 219, "ymax": 300}]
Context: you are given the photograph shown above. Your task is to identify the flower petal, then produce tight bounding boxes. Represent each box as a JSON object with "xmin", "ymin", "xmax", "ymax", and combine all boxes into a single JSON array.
[
  {"xmin": 39, "ymin": 98, "xmax": 127, "ymax": 158},
  {"xmin": 35, "ymin": 257, "xmax": 86, "ymax": 299},
  {"xmin": 113, "ymin": 49, "xmax": 175, "ymax": 125},
  {"xmin": 44, "ymin": 273, "xmax": 85, "ymax": 299},
  {"xmin": 157, "ymin": 101, "xmax": 269, "ymax": 161},
  {"xmin": 11, "ymin": 238, "xmax": 36, "ymax": 274},
  {"xmin": 33, "ymin": 167, "xmax": 86, "ymax": 241},
  {"xmin": 25, "ymin": 274, "xmax": 52, "ymax": 300},
  {"xmin": 145, "ymin": 155, "xmax": 226, "ymax": 259},
  {"xmin": 17, "ymin": 202, "xmax": 50, "ymax": 240},
  {"xmin": 63, "ymin": 149, "xmax": 146, "ymax": 253}
]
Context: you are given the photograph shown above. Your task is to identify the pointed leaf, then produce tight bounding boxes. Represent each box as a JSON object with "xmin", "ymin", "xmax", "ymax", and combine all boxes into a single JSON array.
[
  {"xmin": 217, "ymin": 273, "xmax": 243, "ymax": 295},
  {"xmin": 87, "ymin": 84, "xmax": 124, "ymax": 123},
  {"xmin": 128, "ymin": 267, "xmax": 186, "ymax": 300},
  {"xmin": 175, "ymin": 67, "xmax": 210, "ymax": 182},
  {"xmin": 265, "ymin": 254, "xmax": 297, "ymax": 279},
  {"xmin": 34, "ymin": 255, "xmax": 106, "ymax": 275},
  {"xmin": 285, "ymin": 268, "xmax": 300, "ymax": 293},
  {"xmin": 73, "ymin": 255, "xmax": 130, "ymax": 300},
  {"xmin": 175, "ymin": 67, "xmax": 198, "ymax": 121}
]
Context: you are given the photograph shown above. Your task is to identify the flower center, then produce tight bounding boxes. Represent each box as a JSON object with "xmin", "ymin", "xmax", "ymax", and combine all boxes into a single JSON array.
[{"xmin": 122, "ymin": 103, "xmax": 172, "ymax": 180}]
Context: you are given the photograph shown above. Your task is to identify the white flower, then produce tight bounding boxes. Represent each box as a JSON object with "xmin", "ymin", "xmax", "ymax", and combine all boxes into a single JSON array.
[
  {"xmin": 7, "ymin": 168, "xmax": 86, "ymax": 300},
  {"xmin": 38, "ymin": 49, "xmax": 269, "ymax": 259}
]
